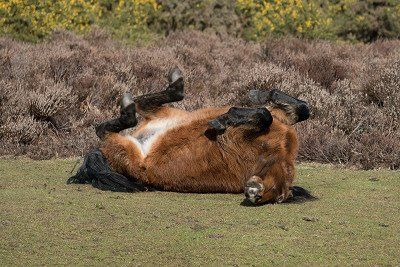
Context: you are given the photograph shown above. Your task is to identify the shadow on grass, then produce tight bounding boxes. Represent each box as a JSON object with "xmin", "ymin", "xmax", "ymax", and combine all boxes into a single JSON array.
[{"xmin": 240, "ymin": 186, "xmax": 317, "ymax": 207}]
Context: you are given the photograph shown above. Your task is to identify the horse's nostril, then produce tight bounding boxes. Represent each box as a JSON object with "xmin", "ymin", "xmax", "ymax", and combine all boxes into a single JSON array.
[{"xmin": 245, "ymin": 192, "xmax": 250, "ymax": 198}]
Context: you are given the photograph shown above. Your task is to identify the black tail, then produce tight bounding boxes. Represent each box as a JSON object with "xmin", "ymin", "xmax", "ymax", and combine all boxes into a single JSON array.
[{"xmin": 67, "ymin": 149, "xmax": 154, "ymax": 192}]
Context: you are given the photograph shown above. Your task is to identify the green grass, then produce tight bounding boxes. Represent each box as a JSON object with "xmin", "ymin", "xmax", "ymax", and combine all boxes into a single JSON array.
[{"xmin": 0, "ymin": 159, "xmax": 399, "ymax": 266}]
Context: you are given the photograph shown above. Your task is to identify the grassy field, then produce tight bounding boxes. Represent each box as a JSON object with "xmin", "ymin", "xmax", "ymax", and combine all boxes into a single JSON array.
[{"xmin": 0, "ymin": 159, "xmax": 399, "ymax": 266}]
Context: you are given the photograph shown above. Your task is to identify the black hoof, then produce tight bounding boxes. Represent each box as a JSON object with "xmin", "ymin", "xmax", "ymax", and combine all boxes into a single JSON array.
[
  {"xmin": 208, "ymin": 117, "xmax": 228, "ymax": 132},
  {"xmin": 95, "ymin": 93, "xmax": 137, "ymax": 139}
]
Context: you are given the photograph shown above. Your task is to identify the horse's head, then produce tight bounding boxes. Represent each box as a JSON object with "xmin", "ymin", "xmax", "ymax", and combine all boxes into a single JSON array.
[
  {"xmin": 244, "ymin": 175, "xmax": 292, "ymax": 205},
  {"xmin": 244, "ymin": 157, "xmax": 293, "ymax": 205},
  {"xmin": 242, "ymin": 89, "xmax": 310, "ymax": 205}
]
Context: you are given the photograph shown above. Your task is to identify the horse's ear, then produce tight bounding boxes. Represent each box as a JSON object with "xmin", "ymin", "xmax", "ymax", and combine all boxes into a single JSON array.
[{"xmin": 289, "ymin": 186, "xmax": 316, "ymax": 200}]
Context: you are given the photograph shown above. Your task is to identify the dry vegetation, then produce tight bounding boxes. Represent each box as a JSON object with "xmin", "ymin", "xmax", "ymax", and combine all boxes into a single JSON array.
[{"xmin": 0, "ymin": 30, "xmax": 399, "ymax": 169}]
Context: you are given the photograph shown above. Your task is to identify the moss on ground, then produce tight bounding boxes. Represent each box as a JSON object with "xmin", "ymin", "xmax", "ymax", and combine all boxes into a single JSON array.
[{"xmin": 0, "ymin": 159, "xmax": 399, "ymax": 265}]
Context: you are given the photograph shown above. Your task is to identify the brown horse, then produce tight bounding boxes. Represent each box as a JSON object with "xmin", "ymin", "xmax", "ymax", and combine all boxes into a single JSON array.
[{"xmin": 70, "ymin": 67, "xmax": 311, "ymax": 205}]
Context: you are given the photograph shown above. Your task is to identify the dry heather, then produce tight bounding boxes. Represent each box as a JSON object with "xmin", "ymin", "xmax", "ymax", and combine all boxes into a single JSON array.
[{"xmin": 0, "ymin": 30, "xmax": 399, "ymax": 169}]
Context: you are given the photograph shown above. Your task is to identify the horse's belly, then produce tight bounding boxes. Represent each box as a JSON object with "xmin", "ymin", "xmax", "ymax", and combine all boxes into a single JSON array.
[{"xmin": 125, "ymin": 118, "xmax": 181, "ymax": 158}]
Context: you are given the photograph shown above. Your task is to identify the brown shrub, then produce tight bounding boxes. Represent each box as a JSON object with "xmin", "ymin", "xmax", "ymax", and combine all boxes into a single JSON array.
[
  {"xmin": 265, "ymin": 39, "xmax": 353, "ymax": 91},
  {"xmin": 29, "ymin": 81, "xmax": 76, "ymax": 123},
  {"xmin": 0, "ymin": 115, "xmax": 45, "ymax": 145},
  {"xmin": 0, "ymin": 30, "xmax": 399, "ymax": 169},
  {"xmin": 363, "ymin": 59, "xmax": 400, "ymax": 124}
]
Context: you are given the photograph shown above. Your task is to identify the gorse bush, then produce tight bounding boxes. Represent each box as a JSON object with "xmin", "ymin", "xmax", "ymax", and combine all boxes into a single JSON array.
[
  {"xmin": 0, "ymin": 0, "xmax": 99, "ymax": 42},
  {"xmin": 156, "ymin": 0, "xmax": 241, "ymax": 36},
  {"xmin": 236, "ymin": 0, "xmax": 333, "ymax": 40},
  {"xmin": 1, "ymin": 0, "xmax": 399, "ymax": 42},
  {"xmin": 98, "ymin": 0, "xmax": 160, "ymax": 43},
  {"xmin": 329, "ymin": 0, "xmax": 400, "ymax": 42},
  {"xmin": 0, "ymin": 0, "xmax": 159, "ymax": 42},
  {"xmin": 0, "ymin": 30, "xmax": 399, "ymax": 169}
]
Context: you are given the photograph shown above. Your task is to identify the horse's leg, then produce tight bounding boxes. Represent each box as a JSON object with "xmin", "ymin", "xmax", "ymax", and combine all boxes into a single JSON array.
[
  {"xmin": 249, "ymin": 89, "xmax": 310, "ymax": 125},
  {"xmin": 95, "ymin": 92, "xmax": 138, "ymax": 139},
  {"xmin": 206, "ymin": 107, "xmax": 273, "ymax": 139},
  {"xmin": 134, "ymin": 67, "xmax": 184, "ymax": 119},
  {"xmin": 95, "ymin": 67, "xmax": 185, "ymax": 139}
]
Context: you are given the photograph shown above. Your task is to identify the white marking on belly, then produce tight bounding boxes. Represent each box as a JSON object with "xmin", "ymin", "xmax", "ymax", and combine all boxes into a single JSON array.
[
  {"xmin": 126, "ymin": 118, "xmax": 181, "ymax": 157},
  {"xmin": 125, "ymin": 136, "xmax": 145, "ymax": 156}
]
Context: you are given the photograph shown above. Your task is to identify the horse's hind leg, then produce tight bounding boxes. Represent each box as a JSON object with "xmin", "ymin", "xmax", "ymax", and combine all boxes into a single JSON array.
[
  {"xmin": 134, "ymin": 67, "xmax": 184, "ymax": 118},
  {"xmin": 95, "ymin": 67, "xmax": 184, "ymax": 139},
  {"xmin": 95, "ymin": 92, "xmax": 138, "ymax": 139}
]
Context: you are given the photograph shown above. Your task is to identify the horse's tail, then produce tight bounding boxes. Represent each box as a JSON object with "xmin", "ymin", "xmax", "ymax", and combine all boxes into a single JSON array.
[{"xmin": 67, "ymin": 149, "xmax": 154, "ymax": 192}]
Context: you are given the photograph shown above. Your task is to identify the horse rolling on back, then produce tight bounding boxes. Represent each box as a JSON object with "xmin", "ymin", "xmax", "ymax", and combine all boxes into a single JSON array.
[{"xmin": 69, "ymin": 67, "xmax": 312, "ymax": 205}]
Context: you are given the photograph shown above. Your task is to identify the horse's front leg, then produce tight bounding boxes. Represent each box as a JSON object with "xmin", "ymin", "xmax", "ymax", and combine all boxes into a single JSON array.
[
  {"xmin": 206, "ymin": 107, "xmax": 273, "ymax": 139},
  {"xmin": 249, "ymin": 89, "xmax": 310, "ymax": 125}
]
